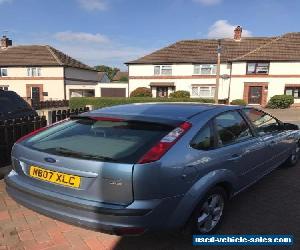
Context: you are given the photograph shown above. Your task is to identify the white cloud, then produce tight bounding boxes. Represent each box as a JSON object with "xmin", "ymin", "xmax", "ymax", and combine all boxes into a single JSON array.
[
  {"xmin": 207, "ymin": 20, "xmax": 252, "ymax": 39},
  {"xmin": 77, "ymin": 0, "xmax": 107, "ymax": 11},
  {"xmin": 0, "ymin": 0, "xmax": 12, "ymax": 4},
  {"xmin": 193, "ymin": 0, "xmax": 222, "ymax": 6},
  {"xmin": 46, "ymin": 31, "xmax": 152, "ymax": 69},
  {"xmin": 55, "ymin": 43, "xmax": 152, "ymax": 69},
  {"xmin": 54, "ymin": 31, "xmax": 109, "ymax": 43}
]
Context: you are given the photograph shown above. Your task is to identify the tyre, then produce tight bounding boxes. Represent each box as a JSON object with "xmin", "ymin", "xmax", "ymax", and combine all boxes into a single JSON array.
[
  {"xmin": 285, "ymin": 141, "xmax": 300, "ymax": 167},
  {"xmin": 185, "ymin": 186, "xmax": 227, "ymax": 235}
]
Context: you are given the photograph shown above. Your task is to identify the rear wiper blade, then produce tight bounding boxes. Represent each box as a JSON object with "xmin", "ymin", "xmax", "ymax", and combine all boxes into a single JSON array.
[{"xmin": 55, "ymin": 147, "xmax": 116, "ymax": 162}]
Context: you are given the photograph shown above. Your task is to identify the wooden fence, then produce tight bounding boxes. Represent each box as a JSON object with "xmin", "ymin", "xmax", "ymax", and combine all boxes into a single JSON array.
[
  {"xmin": 32, "ymin": 100, "xmax": 69, "ymax": 110},
  {"xmin": 51, "ymin": 107, "xmax": 89, "ymax": 124}
]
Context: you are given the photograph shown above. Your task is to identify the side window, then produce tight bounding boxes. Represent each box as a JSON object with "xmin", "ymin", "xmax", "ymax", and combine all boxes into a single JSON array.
[
  {"xmin": 190, "ymin": 123, "xmax": 214, "ymax": 150},
  {"xmin": 214, "ymin": 111, "xmax": 253, "ymax": 146},
  {"xmin": 243, "ymin": 109, "xmax": 281, "ymax": 135}
]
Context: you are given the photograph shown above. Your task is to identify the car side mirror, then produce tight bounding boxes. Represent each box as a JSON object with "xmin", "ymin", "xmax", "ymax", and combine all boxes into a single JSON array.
[{"xmin": 283, "ymin": 123, "xmax": 299, "ymax": 131}]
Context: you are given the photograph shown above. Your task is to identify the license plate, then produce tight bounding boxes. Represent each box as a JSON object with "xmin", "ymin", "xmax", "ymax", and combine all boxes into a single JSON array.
[{"xmin": 29, "ymin": 166, "xmax": 81, "ymax": 188}]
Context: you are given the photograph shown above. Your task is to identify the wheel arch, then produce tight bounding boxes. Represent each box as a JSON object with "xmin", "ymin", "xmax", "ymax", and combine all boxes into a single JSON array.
[{"xmin": 166, "ymin": 169, "xmax": 238, "ymax": 229}]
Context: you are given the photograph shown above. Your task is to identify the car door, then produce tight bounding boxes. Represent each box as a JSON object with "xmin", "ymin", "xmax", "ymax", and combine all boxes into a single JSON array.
[
  {"xmin": 189, "ymin": 110, "xmax": 270, "ymax": 189},
  {"xmin": 242, "ymin": 108, "xmax": 290, "ymax": 173}
]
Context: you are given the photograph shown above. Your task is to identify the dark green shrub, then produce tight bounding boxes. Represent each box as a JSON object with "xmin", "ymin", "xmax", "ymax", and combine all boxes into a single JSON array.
[
  {"xmin": 267, "ymin": 95, "xmax": 294, "ymax": 109},
  {"xmin": 230, "ymin": 99, "xmax": 247, "ymax": 106},
  {"xmin": 69, "ymin": 97, "xmax": 214, "ymax": 109},
  {"xmin": 169, "ymin": 90, "xmax": 190, "ymax": 98},
  {"xmin": 130, "ymin": 87, "xmax": 152, "ymax": 97}
]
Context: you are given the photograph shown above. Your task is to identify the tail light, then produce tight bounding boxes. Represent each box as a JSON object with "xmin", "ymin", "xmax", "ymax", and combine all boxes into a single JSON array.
[
  {"xmin": 15, "ymin": 119, "xmax": 67, "ymax": 144},
  {"xmin": 138, "ymin": 121, "xmax": 192, "ymax": 164}
]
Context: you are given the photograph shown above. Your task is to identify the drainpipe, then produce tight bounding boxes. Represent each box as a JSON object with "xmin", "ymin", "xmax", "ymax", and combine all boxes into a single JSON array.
[
  {"xmin": 127, "ymin": 64, "xmax": 130, "ymax": 98},
  {"xmin": 227, "ymin": 62, "xmax": 233, "ymax": 104},
  {"xmin": 63, "ymin": 67, "xmax": 67, "ymax": 100}
]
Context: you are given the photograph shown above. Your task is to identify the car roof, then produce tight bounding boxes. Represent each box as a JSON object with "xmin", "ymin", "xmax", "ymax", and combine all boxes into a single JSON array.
[{"xmin": 83, "ymin": 103, "xmax": 241, "ymax": 125}]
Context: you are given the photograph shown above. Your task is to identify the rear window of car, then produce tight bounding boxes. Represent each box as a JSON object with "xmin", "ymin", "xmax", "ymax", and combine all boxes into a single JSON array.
[
  {"xmin": 24, "ymin": 118, "xmax": 174, "ymax": 164},
  {"xmin": 0, "ymin": 91, "xmax": 32, "ymax": 113}
]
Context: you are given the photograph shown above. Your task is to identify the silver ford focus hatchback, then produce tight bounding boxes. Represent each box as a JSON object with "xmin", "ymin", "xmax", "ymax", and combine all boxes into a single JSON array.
[{"xmin": 5, "ymin": 103, "xmax": 300, "ymax": 235}]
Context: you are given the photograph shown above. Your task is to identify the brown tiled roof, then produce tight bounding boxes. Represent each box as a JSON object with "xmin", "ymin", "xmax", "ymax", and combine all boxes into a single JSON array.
[
  {"xmin": 127, "ymin": 37, "xmax": 276, "ymax": 64},
  {"xmin": 0, "ymin": 45, "xmax": 94, "ymax": 70},
  {"xmin": 112, "ymin": 71, "xmax": 129, "ymax": 81},
  {"xmin": 233, "ymin": 33, "xmax": 300, "ymax": 61}
]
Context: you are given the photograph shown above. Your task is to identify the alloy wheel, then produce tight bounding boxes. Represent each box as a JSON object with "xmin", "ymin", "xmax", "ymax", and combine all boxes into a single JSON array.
[{"xmin": 196, "ymin": 194, "xmax": 225, "ymax": 233}]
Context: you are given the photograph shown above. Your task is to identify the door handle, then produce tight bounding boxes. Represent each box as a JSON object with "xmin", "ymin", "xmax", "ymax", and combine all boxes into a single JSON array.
[{"xmin": 228, "ymin": 154, "xmax": 243, "ymax": 161}]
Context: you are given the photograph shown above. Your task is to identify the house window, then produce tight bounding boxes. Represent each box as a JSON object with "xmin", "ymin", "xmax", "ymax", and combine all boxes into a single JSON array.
[
  {"xmin": 192, "ymin": 86, "xmax": 215, "ymax": 98},
  {"xmin": 285, "ymin": 87, "xmax": 300, "ymax": 99},
  {"xmin": 247, "ymin": 62, "xmax": 269, "ymax": 74},
  {"xmin": 0, "ymin": 68, "xmax": 7, "ymax": 77},
  {"xmin": 194, "ymin": 64, "xmax": 216, "ymax": 75},
  {"xmin": 27, "ymin": 67, "xmax": 41, "ymax": 77},
  {"xmin": 0, "ymin": 85, "xmax": 8, "ymax": 90},
  {"xmin": 153, "ymin": 65, "xmax": 172, "ymax": 76}
]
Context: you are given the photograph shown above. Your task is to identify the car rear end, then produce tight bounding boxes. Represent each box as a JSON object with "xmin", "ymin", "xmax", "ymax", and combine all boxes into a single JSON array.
[
  {"xmin": 0, "ymin": 90, "xmax": 37, "ymax": 121},
  {"xmin": 5, "ymin": 114, "xmax": 192, "ymax": 235}
]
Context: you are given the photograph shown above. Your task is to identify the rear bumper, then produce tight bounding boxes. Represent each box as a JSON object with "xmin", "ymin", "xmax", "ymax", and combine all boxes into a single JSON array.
[{"xmin": 5, "ymin": 170, "xmax": 182, "ymax": 235}]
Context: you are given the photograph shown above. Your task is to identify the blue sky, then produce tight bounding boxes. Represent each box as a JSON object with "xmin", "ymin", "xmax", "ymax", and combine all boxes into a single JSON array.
[{"xmin": 0, "ymin": 0, "xmax": 299, "ymax": 69}]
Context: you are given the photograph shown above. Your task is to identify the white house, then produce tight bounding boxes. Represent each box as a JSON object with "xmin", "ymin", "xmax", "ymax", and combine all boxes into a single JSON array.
[
  {"xmin": 127, "ymin": 27, "xmax": 300, "ymax": 106},
  {"xmin": 0, "ymin": 36, "xmax": 111, "ymax": 104}
]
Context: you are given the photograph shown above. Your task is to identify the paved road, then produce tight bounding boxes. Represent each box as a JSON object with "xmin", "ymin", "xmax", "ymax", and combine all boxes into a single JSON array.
[{"xmin": 1, "ymin": 162, "xmax": 299, "ymax": 249}]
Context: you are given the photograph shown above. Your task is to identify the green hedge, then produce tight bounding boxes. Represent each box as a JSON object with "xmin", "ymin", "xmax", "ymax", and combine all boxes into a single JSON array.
[
  {"xmin": 70, "ymin": 97, "xmax": 214, "ymax": 109},
  {"xmin": 169, "ymin": 90, "xmax": 190, "ymax": 98},
  {"xmin": 267, "ymin": 95, "xmax": 294, "ymax": 109},
  {"xmin": 230, "ymin": 99, "xmax": 247, "ymax": 106}
]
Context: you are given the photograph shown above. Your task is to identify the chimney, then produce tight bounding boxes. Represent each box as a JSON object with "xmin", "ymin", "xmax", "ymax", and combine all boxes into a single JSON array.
[
  {"xmin": 234, "ymin": 26, "xmax": 242, "ymax": 41},
  {"xmin": 1, "ymin": 36, "xmax": 12, "ymax": 49}
]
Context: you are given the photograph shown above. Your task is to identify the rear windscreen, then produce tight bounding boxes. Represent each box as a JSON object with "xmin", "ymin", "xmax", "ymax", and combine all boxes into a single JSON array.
[
  {"xmin": 0, "ymin": 92, "xmax": 32, "ymax": 113},
  {"xmin": 24, "ymin": 118, "xmax": 174, "ymax": 164}
]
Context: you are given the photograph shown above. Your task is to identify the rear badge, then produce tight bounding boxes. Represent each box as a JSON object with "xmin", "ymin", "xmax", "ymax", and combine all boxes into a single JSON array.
[
  {"xmin": 103, "ymin": 177, "xmax": 123, "ymax": 186},
  {"xmin": 44, "ymin": 157, "xmax": 57, "ymax": 163},
  {"xmin": 109, "ymin": 180, "xmax": 123, "ymax": 186}
]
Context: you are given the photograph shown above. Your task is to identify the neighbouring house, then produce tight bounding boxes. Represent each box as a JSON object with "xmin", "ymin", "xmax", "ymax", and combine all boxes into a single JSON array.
[
  {"xmin": 91, "ymin": 70, "xmax": 129, "ymax": 98},
  {"xmin": 98, "ymin": 72, "xmax": 111, "ymax": 83},
  {"xmin": 0, "ymin": 36, "xmax": 103, "ymax": 105},
  {"xmin": 127, "ymin": 27, "xmax": 300, "ymax": 106},
  {"xmin": 112, "ymin": 71, "xmax": 129, "ymax": 82}
]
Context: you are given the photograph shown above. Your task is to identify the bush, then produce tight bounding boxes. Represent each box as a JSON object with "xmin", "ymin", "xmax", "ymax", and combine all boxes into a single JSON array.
[
  {"xmin": 267, "ymin": 95, "xmax": 294, "ymax": 109},
  {"xmin": 70, "ymin": 97, "xmax": 214, "ymax": 109},
  {"xmin": 169, "ymin": 90, "xmax": 190, "ymax": 98},
  {"xmin": 230, "ymin": 99, "xmax": 247, "ymax": 106},
  {"xmin": 130, "ymin": 87, "xmax": 152, "ymax": 97}
]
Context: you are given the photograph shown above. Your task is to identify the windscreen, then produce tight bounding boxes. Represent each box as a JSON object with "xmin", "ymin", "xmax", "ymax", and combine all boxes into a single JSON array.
[
  {"xmin": 0, "ymin": 91, "xmax": 32, "ymax": 113},
  {"xmin": 24, "ymin": 118, "xmax": 174, "ymax": 164}
]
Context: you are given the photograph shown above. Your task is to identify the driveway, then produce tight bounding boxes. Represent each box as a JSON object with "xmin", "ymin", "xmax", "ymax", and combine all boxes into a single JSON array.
[
  {"xmin": 264, "ymin": 108, "xmax": 300, "ymax": 126},
  {"xmin": 1, "ymin": 161, "xmax": 299, "ymax": 250}
]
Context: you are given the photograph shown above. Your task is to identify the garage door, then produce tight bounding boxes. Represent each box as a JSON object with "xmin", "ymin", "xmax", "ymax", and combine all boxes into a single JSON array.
[{"xmin": 101, "ymin": 88, "xmax": 126, "ymax": 97}]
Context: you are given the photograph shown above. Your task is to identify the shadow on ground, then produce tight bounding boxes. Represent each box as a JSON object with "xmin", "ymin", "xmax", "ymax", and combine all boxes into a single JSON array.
[
  {"xmin": 0, "ymin": 165, "xmax": 11, "ymax": 180},
  {"xmin": 115, "ymin": 163, "xmax": 300, "ymax": 250}
]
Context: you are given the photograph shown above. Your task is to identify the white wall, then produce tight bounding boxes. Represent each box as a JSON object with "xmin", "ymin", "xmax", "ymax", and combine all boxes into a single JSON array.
[
  {"xmin": 129, "ymin": 62, "xmax": 300, "ymax": 103},
  {"xmin": 129, "ymin": 63, "xmax": 231, "ymax": 99},
  {"xmin": 129, "ymin": 63, "xmax": 231, "ymax": 76},
  {"xmin": 1, "ymin": 66, "xmax": 63, "ymax": 77},
  {"xmin": 0, "ymin": 66, "xmax": 65, "ymax": 100}
]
